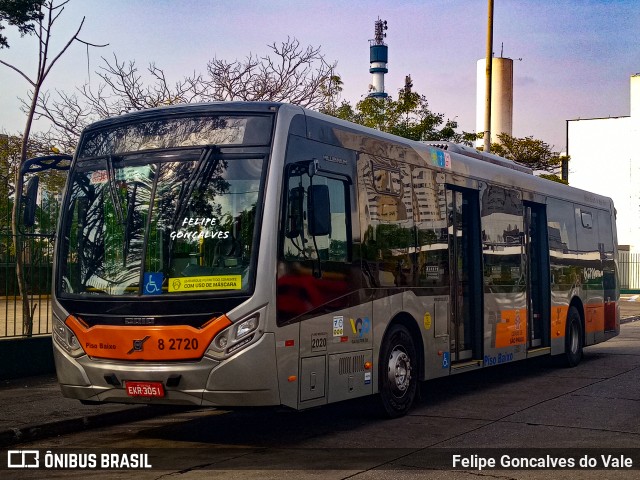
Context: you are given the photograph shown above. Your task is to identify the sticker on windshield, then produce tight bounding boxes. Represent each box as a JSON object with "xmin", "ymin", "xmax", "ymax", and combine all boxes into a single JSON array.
[
  {"xmin": 143, "ymin": 272, "xmax": 164, "ymax": 295},
  {"xmin": 90, "ymin": 170, "xmax": 108, "ymax": 185},
  {"xmin": 169, "ymin": 275, "xmax": 241, "ymax": 292}
]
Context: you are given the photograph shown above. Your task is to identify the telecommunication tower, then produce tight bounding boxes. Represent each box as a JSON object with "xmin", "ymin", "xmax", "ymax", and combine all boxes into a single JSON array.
[{"xmin": 368, "ymin": 18, "xmax": 388, "ymax": 98}]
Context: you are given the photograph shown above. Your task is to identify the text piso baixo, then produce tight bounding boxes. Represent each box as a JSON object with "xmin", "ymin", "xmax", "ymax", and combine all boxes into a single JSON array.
[{"xmin": 170, "ymin": 217, "xmax": 229, "ymax": 241}]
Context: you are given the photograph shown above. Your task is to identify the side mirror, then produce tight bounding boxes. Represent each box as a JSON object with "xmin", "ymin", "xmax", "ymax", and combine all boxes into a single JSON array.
[
  {"xmin": 307, "ymin": 184, "xmax": 331, "ymax": 237},
  {"xmin": 286, "ymin": 186, "xmax": 305, "ymax": 238},
  {"xmin": 22, "ymin": 176, "xmax": 40, "ymax": 227},
  {"xmin": 18, "ymin": 154, "xmax": 71, "ymax": 236}
]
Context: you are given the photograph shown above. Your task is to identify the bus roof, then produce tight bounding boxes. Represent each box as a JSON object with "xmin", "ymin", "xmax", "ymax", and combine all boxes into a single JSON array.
[{"xmin": 79, "ymin": 101, "xmax": 614, "ymax": 212}]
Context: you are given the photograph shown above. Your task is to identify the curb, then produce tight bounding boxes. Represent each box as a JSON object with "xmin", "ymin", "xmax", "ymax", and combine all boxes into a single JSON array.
[
  {"xmin": 0, "ymin": 405, "xmax": 180, "ymax": 448},
  {"xmin": 621, "ymin": 316, "xmax": 640, "ymax": 324}
]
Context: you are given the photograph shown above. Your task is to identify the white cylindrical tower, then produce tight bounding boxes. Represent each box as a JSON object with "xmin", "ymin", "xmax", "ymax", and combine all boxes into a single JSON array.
[
  {"xmin": 476, "ymin": 57, "xmax": 513, "ymax": 146},
  {"xmin": 368, "ymin": 19, "xmax": 388, "ymax": 98}
]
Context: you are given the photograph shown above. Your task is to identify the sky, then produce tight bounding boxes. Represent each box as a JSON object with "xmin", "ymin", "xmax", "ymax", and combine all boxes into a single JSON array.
[{"xmin": 1, "ymin": 0, "xmax": 638, "ymax": 152}]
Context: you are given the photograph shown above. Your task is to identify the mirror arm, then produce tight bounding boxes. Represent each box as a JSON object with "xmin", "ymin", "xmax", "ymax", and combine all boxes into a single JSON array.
[{"xmin": 21, "ymin": 154, "xmax": 73, "ymax": 174}]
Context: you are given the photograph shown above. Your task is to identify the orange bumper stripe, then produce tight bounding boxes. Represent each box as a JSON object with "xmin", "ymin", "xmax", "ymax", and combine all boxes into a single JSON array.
[{"xmin": 66, "ymin": 315, "xmax": 232, "ymax": 361}]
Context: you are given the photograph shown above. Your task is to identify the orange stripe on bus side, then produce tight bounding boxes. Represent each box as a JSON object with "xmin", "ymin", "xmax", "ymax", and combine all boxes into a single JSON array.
[
  {"xmin": 551, "ymin": 306, "xmax": 569, "ymax": 340},
  {"xmin": 494, "ymin": 308, "xmax": 527, "ymax": 349},
  {"xmin": 65, "ymin": 315, "xmax": 232, "ymax": 361},
  {"xmin": 585, "ymin": 303, "xmax": 605, "ymax": 333}
]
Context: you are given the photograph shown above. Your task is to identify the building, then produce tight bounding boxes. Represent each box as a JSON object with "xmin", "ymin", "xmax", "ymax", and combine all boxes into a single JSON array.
[{"xmin": 567, "ymin": 74, "xmax": 640, "ymax": 289}]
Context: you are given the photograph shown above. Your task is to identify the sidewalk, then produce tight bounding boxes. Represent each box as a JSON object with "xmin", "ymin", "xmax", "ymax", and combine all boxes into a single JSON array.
[{"xmin": 0, "ymin": 374, "xmax": 179, "ymax": 447}]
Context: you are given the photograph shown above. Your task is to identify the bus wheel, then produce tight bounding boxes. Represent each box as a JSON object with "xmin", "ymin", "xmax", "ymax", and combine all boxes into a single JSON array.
[
  {"xmin": 379, "ymin": 324, "xmax": 417, "ymax": 418},
  {"xmin": 564, "ymin": 306, "xmax": 583, "ymax": 367}
]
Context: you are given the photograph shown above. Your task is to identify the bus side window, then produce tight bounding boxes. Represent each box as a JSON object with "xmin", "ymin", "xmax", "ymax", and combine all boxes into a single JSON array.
[
  {"xmin": 278, "ymin": 170, "xmax": 352, "ymax": 321},
  {"xmin": 547, "ymin": 198, "xmax": 578, "ymax": 289},
  {"xmin": 413, "ymin": 167, "xmax": 449, "ymax": 292},
  {"xmin": 360, "ymin": 161, "xmax": 414, "ymax": 287},
  {"xmin": 282, "ymin": 174, "xmax": 349, "ymax": 263}
]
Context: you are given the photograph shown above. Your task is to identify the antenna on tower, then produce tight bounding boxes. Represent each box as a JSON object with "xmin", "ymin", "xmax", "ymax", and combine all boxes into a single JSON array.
[
  {"xmin": 373, "ymin": 18, "xmax": 388, "ymax": 45},
  {"xmin": 368, "ymin": 18, "xmax": 389, "ymax": 98}
]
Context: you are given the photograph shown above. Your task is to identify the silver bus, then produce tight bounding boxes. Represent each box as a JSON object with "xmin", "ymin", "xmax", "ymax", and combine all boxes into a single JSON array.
[{"xmin": 23, "ymin": 102, "xmax": 619, "ymax": 417}]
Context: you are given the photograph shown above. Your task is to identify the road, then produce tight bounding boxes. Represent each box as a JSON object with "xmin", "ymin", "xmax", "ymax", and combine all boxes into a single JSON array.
[{"xmin": 4, "ymin": 321, "xmax": 640, "ymax": 479}]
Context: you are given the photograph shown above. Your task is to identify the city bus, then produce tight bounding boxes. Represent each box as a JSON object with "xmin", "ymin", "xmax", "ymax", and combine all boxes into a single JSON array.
[{"xmin": 21, "ymin": 102, "xmax": 619, "ymax": 417}]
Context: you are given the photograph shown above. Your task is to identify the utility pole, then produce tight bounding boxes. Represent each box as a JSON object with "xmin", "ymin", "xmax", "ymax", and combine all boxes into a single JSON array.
[{"xmin": 484, "ymin": 0, "xmax": 494, "ymax": 153}]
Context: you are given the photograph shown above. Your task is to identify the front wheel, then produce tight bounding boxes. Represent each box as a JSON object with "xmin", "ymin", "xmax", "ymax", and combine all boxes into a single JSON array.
[
  {"xmin": 378, "ymin": 324, "xmax": 418, "ymax": 418},
  {"xmin": 563, "ymin": 306, "xmax": 583, "ymax": 367}
]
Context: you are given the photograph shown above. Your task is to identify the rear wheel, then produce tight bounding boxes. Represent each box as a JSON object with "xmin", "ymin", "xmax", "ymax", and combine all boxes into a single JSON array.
[
  {"xmin": 563, "ymin": 306, "xmax": 583, "ymax": 367},
  {"xmin": 378, "ymin": 324, "xmax": 418, "ymax": 418}
]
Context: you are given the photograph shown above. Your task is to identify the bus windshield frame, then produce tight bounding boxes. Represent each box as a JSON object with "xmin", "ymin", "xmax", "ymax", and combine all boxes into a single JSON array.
[{"xmin": 56, "ymin": 113, "xmax": 273, "ymax": 300}]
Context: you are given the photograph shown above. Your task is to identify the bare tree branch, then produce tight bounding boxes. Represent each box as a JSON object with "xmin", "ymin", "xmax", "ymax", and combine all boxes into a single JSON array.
[
  {"xmin": 0, "ymin": 59, "xmax": 35, "ymax": 85},
  {"xmin": 37, "ymin": 37, "xmax": 339, "ymax": 153},
  {"xmin": 0, "ymin": 0, "xmax": 106, "ymax": 336}
]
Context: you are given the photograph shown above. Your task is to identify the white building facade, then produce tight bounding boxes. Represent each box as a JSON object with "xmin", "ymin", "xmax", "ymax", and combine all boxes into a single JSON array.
[{"xmin": 567, "ymin": 74, "xmax": 640, "ymax": 289}]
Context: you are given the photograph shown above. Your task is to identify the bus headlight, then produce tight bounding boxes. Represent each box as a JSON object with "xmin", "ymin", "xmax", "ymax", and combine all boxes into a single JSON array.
[
  {"xmin": 236, "ymin": 316, "xmax": 258, "ymax": 339},
  {"xmin": 206, "ymin": 314, "xmax": 261, "ymax": 360},
  {"xmin": 52, "ymin": 315, "xmax": 85, "ymax": 357}
]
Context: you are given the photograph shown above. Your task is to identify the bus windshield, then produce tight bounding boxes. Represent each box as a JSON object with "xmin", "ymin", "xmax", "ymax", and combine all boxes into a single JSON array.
[{"xmin": 59, "ymin": 148, "xmax": 265, "ymax": 297}]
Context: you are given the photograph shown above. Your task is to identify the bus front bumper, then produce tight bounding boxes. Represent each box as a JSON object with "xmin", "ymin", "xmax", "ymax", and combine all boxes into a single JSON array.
[{"xmin": 54, "ymin": 332, "xmax": 281, "ymax": 407}]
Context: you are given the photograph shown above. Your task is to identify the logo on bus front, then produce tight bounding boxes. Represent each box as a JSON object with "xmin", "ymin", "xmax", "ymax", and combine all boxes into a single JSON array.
[{"xmin": 127, "ymin": 336, "xmax": 151, "ymax": 354}]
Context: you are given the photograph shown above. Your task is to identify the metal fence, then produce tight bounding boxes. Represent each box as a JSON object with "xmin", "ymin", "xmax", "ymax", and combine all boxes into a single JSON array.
[
  {"xmin": 1, "ymin": 195, "xmax": 55, "ymax": 338},
  {"xmin": 619, "ymin": 251, "xmax": 640, "ymax": 292}
]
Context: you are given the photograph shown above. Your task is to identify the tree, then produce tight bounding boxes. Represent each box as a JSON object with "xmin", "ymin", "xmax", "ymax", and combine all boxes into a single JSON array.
[
  {"xmin": 0, "ymin": 133, "xmax": 58, "ymax": 200},
  {"xmin": 0, "ymin": 0, "xmax": 44, "ymax": 49},
  {"xmin": 36, "ymin": 37, "xmax": 338, "ymax": 152},
  {"xmin": 487, "ymin": 132, "xmax": 568, "ymax": 184},
  {"xmin": 0, "ymin": 0, "xmax": 105, "ymax": 336},
  {"xmin": 325, "ymin": 75, "xmax": 476, "ymax": 145}
]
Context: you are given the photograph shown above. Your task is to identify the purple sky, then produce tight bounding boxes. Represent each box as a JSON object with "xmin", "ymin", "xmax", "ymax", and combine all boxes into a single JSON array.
[{"xmin": 1, "ymin": 0, "xmax": 638, "ymax": 151}]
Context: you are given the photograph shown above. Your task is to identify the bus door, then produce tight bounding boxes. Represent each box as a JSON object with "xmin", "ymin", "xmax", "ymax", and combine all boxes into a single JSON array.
[
  {"xmin": 524, "ymin": 203, "xmax": 551, "ymax": 350},
  {"xmin": 597, "ymin": 209, "xmax": 617, "ymax": 332},
  {"xmin": 447, "ymin": 187, "xmax": 483, "ymax": 364}
]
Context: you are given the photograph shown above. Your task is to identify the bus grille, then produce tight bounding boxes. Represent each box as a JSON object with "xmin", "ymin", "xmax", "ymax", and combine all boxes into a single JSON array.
[{"xmin": 339, "ymin": 354, "xmax": 365, "ymax": 375}]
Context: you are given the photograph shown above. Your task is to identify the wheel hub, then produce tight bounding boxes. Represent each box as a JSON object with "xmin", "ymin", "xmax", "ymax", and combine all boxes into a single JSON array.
[
  {"xmin": 570, "ymin": 322, "xmax": 579, "ymax": 354},
  {"xmin": 387, "ymin": 348, "xmax": 411, "ymax": 395}
]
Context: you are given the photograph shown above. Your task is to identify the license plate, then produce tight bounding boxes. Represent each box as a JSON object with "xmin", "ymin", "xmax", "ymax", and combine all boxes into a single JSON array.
[{"xmin": 125, "ymin": 381, "xmax": 165, "ymax": 398}]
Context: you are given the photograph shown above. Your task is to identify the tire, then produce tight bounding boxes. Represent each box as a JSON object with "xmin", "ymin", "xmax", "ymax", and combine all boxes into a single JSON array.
[
  {"xmin": 563, "ymin": 306, "xmax": 583, "ymax": 367},
  {"xmin": 378, "ymin": 324, "xmax": 418, "ymax": 418}
]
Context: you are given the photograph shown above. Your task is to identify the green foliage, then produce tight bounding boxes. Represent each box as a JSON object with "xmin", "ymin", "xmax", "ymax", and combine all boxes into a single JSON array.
[
  {"xmin": 323, "ymin": 75, "xmax": 474, "ymax": 145},
  {"xmin": 538, "ymin": 173, "xmax": 568, "ymax": 185},
  {"xmin": 0, "ymin": 0, "xmax": 44, "ymax": 49},
  {"xmin": 487, "ymin": 132, "xmax": 569, "ymax": 176}
]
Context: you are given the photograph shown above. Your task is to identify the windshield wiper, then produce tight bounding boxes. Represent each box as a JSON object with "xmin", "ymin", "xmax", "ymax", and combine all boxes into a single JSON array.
[
  {"xmin": 106, "ymin": 155, "xmax": 125, "ymax": 225},
  {"xmin": 123, "ymin": 182, "xmax": 138, "ymax": 262}
]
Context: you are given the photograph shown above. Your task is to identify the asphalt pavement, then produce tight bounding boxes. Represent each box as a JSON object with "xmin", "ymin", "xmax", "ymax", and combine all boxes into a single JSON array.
[
  {"xmin": 1, "ymin": 296, "xmax": 639, "ymax": 448},
  {"xmin": 0, "ymin": 374, "xmax": 183, "ymax": 448}
]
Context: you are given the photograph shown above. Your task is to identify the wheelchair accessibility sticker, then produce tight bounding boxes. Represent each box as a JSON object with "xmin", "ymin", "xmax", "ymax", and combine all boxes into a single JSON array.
[
  {"xmin": 442, "ymin": 351, "xmax": 450, "ymax": 369},
  {"xmin": 143, "ymin": 273, "xmax": 164, "ymax": 295}
]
